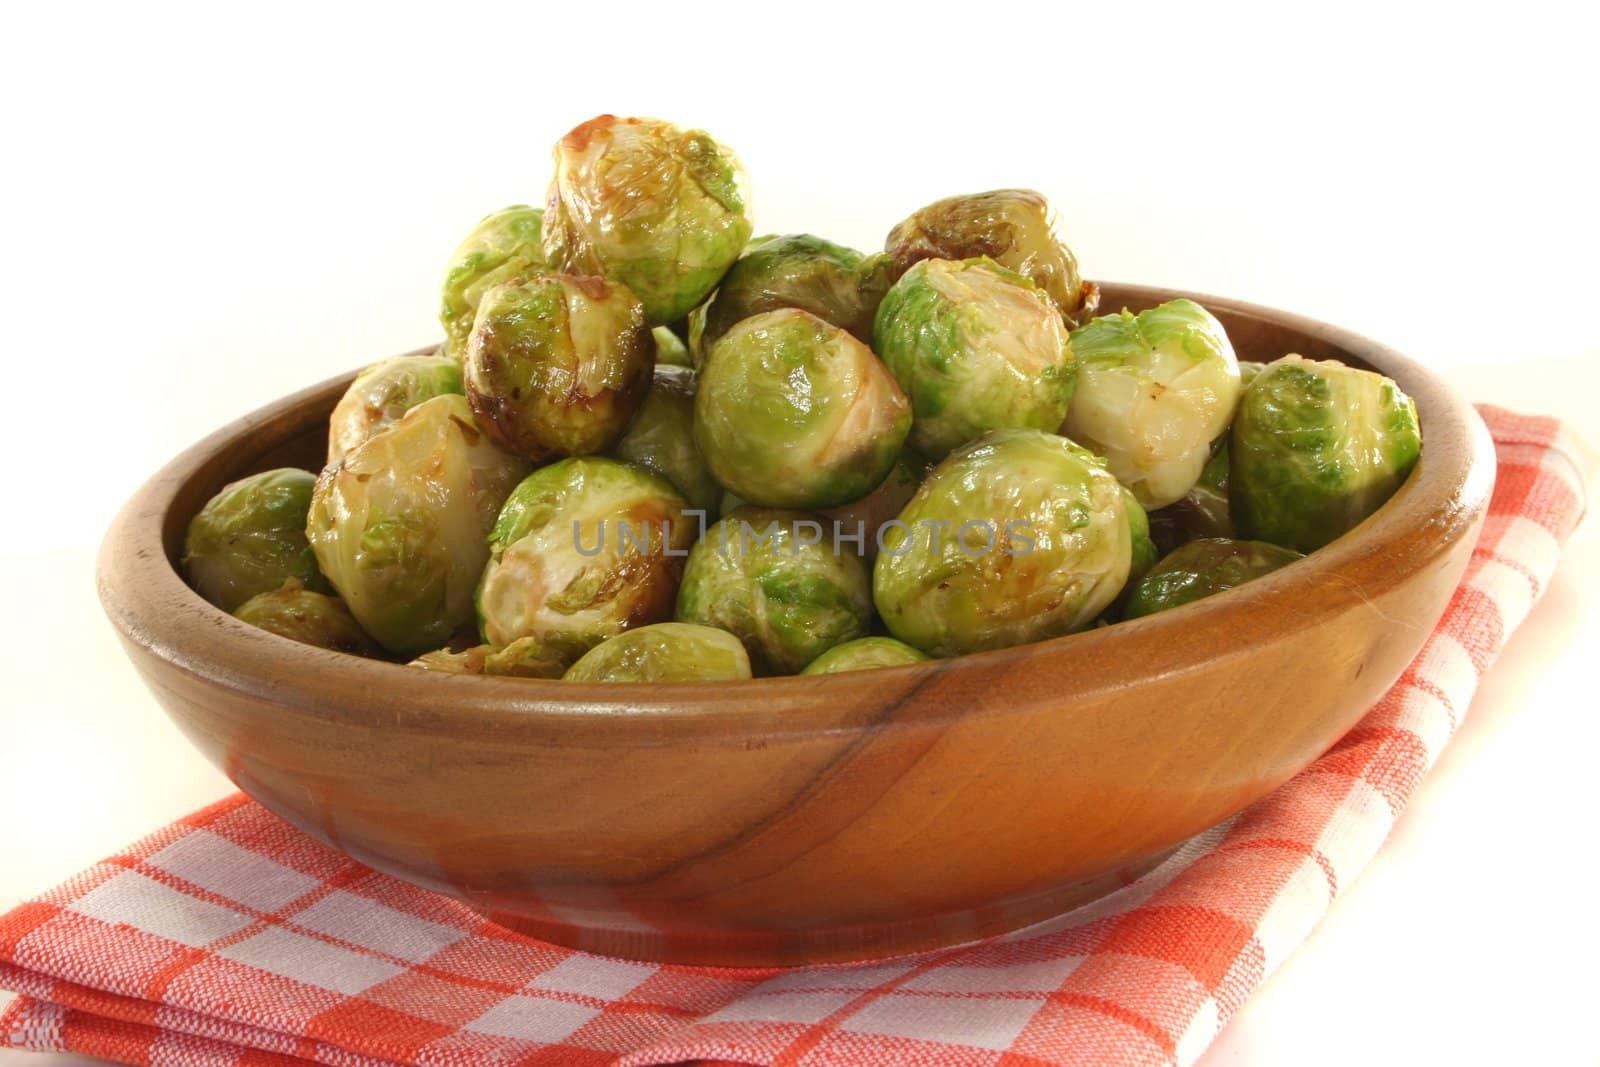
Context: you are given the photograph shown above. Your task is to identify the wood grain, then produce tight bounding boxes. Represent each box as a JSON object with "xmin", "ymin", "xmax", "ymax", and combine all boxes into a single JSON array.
[{"xmin": 97, "ymin": 284, "xmax": 1494, "ymax": 965}]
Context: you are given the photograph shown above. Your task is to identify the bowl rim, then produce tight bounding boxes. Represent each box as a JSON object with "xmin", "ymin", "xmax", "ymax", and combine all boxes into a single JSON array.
[{"xmin": 98, "ymin": 282, "xmax": 1495, "ymax": 744}]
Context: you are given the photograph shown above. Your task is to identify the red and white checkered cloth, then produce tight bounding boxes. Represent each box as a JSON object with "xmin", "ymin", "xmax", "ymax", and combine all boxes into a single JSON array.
[{"xmin": 1, "ymin": 406, "xmax": 1588, "ymax": 1067}]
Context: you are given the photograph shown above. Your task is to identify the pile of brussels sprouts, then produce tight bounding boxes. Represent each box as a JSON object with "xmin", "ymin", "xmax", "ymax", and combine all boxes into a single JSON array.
[{"xmin": 182, "ymin": 114, "xmax": 1423, "ymax": 684}]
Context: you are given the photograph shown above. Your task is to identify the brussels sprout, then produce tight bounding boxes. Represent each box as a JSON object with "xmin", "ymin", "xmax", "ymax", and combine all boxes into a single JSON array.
[
  {"xmin": 409, "ymin": 635, "xmax": 568, "ymax": 678},
  {"xmin": 232, "ymin": 579, "xmax": 381, "ymax": 656},
  {"xmin": 677, "ymin": 506, "xmax": 873, "ymax": 674},
  {"xmin": 697, "ymin": 234, "xmax": 892, "ymax": 355},
  {"xmin": 874, "ymin": 429, "xmax": 1130, "ymax": 656},
  {"xmin": 800, "ymin": 636, "xmax": 930, "ymax": 675},
  {"xmin": 610, "ymin": 364, "xmax": 720, "ymax": 514},
  {"xmin": 1122, "ymin": 538, "xmax": 1305, "ymax": 619},
  {"xmin": 1239, "ymin": 360, "xmax": 1267, "ymax": 391},
  {"xmin": 884, "ymin": 189, "xmax": 1098, "ymax": 326},
  {"xmin": 1122, "ymin": 486, "xmax": 1159, "ymax": 586},
  {"xmin": 477, "ymin": 457, "xmax": 692, "ymax": 658},
  {"xmin": 696, "ymin": 309, "xmax": 911, "ymax": 509},
  {"xmin": 652, "ymin": 325, "xmax": 692, "ymax": 367},
  {"xmin": 464, "ymin": 274, "xmax": 652, "ymax": 461},
  {"xmin": 873, "ymin": 257, "xmax": 1076, "ymax": 459},
  {"xmin": 1061, "ymin": 299, "xmax": 1242, "ymax": 510},
  {"xmin": 327, "ymin": 354, "xmax": 464, "ymax": 465},
  {"xmin": 184, "ymin": 468, "xmax": 328, "ymax": 612},
  {"xmin": 562, "ymin": 622, "xmax": 752, "ymax": 682},
  {"xmin": 543, "ymin": 115, "xmax": 752, "ymax": 326},
  {"xmin": 307, "ymin": 395, "xmax": 529, "ymax": 655},
  {"xmin": 439, "ymin": 205, "xmax": 546, "ymax": 357},
  {"xmin": 821, "ymin": 453, "xmax": 929, "ymax": 559},
  {"xmin": 1231, "ymin": 355, "xmax": 1422, "ymax": 552}
]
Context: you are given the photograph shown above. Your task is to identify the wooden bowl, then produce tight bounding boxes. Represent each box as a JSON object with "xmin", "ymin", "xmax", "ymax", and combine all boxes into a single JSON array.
[{"xmin": 98, "ymin": 284, "xmax": 1493, "ymax": 966}]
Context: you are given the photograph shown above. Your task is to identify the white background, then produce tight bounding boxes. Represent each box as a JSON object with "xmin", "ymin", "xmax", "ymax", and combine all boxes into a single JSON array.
[{"xmin": 2, "ymin": 2, "xmax": 1597, "ymax": 1064}]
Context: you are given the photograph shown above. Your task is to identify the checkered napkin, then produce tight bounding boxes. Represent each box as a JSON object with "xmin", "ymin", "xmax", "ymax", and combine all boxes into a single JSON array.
[{"xmin": 2, "ymin": 406, "xmax": 1588, "ymax": 1067}]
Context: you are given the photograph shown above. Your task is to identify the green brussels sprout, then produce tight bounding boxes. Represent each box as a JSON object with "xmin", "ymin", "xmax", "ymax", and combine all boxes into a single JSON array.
[
  {"xmin": 800, "ymin": 636, "xmax": 930, "ymax": 675},
  {"xmin": 232, "ymin": 579, "xmax": 381, "ymax": 656},
  {"xmin": 562, "ymin": 622, "xmax": 753, "ymax": 682},
  {"xmin": 873, "ymin": 257, "xmax": 1076, "ymax": 460},
  {"xmin": 439, "ymin": 205, "xmax": 546, "ymax": 357},
  {"xmin": 409, "ymin": 635, "xmax": 569, "ymax": 678},
  {"xmin": 696, "ymin": 309, "xmax": 911, "ymax": 509},
  {"xmin": 652, "ymin": 325, "xmax": 692, "ymax": 367},
  {"xmin": 884, "ymin": 189, "xmax": 1098, "ymax": 326},
  {"xmin": 1122, "ymin": 537, "xmax": 1305, "ymax": 619},
  {"xmin": 1061, "ymin": 299, "xmax": 1242, "ymax": 509},
  {"xmin": 1122, "ymin": 486, "xmax": 1159, "ymax": 586},
  {"xmin": 543, "ymin": 115, "xmax": 753, "ymax": 326},
  {"xmin": 184, "ymin": 467, "xmax": 328, "ymax": 612},
  {"xmin": 610, "ymin": 364, "xmax": 720, "ymax": 514},
  {"xmin": 477, "ymin": 457, "xmax": 692, "ymax": 658},
  {"xmin": 677, "ymin": 506, "xmax": 873, "ymax": 674},
  {"xmin": 463, "ymin": 273, "xmax": 652, "ymax": 461},
  {"xmin": 874, "ymin": 429, "xmax": 1130, "ymax": 656},
  {"xmin": 1231, "ymin": 354, "xmax": 1422, "ymax": 552},
  {"xmin": 820, "ymin": 453, "xmax": 929, "ymax": 559},
  {"xmin": 1238, "ymin": 360, "xmax": 1268, "ymax": 391},
  {"xmin": 327, "ymin": 353, "xmax": 464, "ymax": 465},
  {"xmin": 307, "ymin": 395, "xmax": 529, "ymax": 656},
  {"xmin": 697, "ymin": 234, "xmax": 892, "ymax": 355}
]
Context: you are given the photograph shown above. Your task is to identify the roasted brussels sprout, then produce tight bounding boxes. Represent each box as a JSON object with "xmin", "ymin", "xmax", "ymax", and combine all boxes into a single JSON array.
[
  {"xmin": 821, "ymin": 453, "xmax": 929, "ymax": 558},
  {"xmin": 327, "ymin": 353, "xmax": 464, "ymax": 465},
  {"xmin": 677, "ymin": 506, "xmax": 873, "ymax": 674},
  {"xmin": 874, "ymin": 257, "xmax": 1076, "ymax": 459},
  {"xmin": 652, "ymin": 325, "xmax": 692, "ymax": 367},
  {"xmin": 885, "ymin": 189, "xmax": 1098, "ymax": 326},
  {"xmin": 800, "ymin": 636, "xmax": 930, "ymax": 674},
  {"xmin": 232, "ymin": 579, "xmax": 381, "ymax": 656},
  {"xmin": 463, "ymin": 273, "xmax": 652, "ymax": 462},
  {"xmin": 543, "ymin": 115, "xmax": 752, "ymax": 325},
  {"xmin": 610, "ymin": 364, "xmax": 720, "ymax": 514},
  {"xmin": 409, "ymin": 635, "xmax": 568, "ymax": 678},
  {"xmin": 477, "ymin": 457, "xmax": 692, "ymax": 658},
  {"xmin": 1231, "ymin": 355, "xmax": 1422, "ymax": 552},
  {"xmin": 307, "ymin": 395, "xmax": 529, "ymax": 656},
  {"xmin": 1061, "ymin": 299, "xmax": 1242, "ymax": 510},
  {"xmin": 562, "ymin": 622, "xmax": 752, "ymax": 682},
  {"xmin": 697, "ymin": 234, "xmax": 892, "ymax": 356},
  {"xmin": 874, "ymin": 429, "xmax": 1130, "ymax": 656},
  {"xmin": 696, "ymin": 309, "xmax": 911, "ymax": 509},
  {"xmin": 439, "ymin": 205, "xmax": 546, "ymax": 357},
  {"xmin": 184, "ymin": 468, "xmax": 328, "ymax": 612},
  {"xmin": 1122, "ymin": 538, "xmax": 1305, "ymax": 619}
]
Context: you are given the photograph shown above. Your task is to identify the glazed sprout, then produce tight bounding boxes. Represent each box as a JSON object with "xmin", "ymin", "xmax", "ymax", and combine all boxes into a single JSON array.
[
  {"xmin": 800, "ymin": 636, "xmax": 930, "ymax": 675},
  {"xmin": 821, "ymin": 453, "xmax": 929, "ymax": 559},
  {"xmin": 409, "ymin": 636, "xmax": 568, "ymax": 678},
  {"xmin": 874, "ymin": 429, "xmax": 1130, "ymax": 657},
  {"xmin": 1122, "ymin": 537, "xmax": 1305, "ymax": 619},
  {"xmin": 677, "ymin": 506, "xmax": 873, "ymax": 674},
  {"xmin": 652, "ymin": 325, "xmax": 692, "ymax": 367},
  {"xmin": 543, "ymin": 114, "xmax": 752, "ymax": 326},
  {"xmin": 884, "ymin": 189, "xmax": 1098, "ymax": 326},
  {"xmin": 1231, "ymin": 354, "xmax": 1422, "ymax": 552},
  {"xmin": 697, "ymin": 234, "xmax": 892, "ymax": 356},
  {"xmin": 1061, "ymin": 298, "xmax": 1242, "ymax": 510},
  {"xmin": 873, "ymin": 257, "xmax": 1076, "ymax": 460},
  {"xmin": 327, "ymin": 353, "xmax": 464, "ymax": 465},
  {"xmin": 476, "ymin": 457, "xmax": 692, "ymax": 659},
  {"xmin": 184, "ymin": 467, "xmax": 328, "ymax": 612},
  {"xmin": 232, "ymin": 579, "xmax": 381, "ymax": 656},
  {"xmin": 463, "ymin": 273, "xmax": 652, "ymax": 461},
  {"xmin": 610, "ymin": 364, "xmax": 721, "ymax": 514},
  {"xmin": 439, "ymin": 205, "xmax": 546, "ymax": 357},
  {"xmin": 562, "ymin": 622, "xmax": 753, "ymax": 682},
  {"xmin": 306, "ymin": 394, "xmax": 529, "ymax": 656},
  {"xmin": 696, "ymin": 308, "xmax": 911, "ymax": 509}
]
